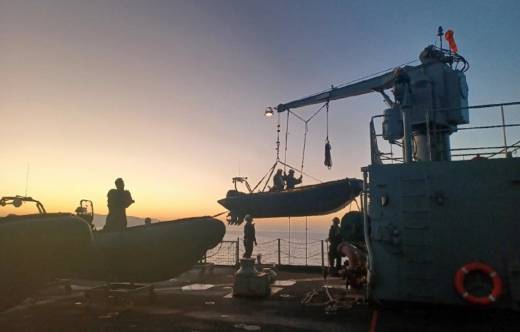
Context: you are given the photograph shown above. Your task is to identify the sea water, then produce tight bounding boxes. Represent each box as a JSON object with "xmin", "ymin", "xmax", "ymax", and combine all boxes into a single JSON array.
[{"xmin": 218, "ymin": 218, "xmax": 331, "ymax": 266}]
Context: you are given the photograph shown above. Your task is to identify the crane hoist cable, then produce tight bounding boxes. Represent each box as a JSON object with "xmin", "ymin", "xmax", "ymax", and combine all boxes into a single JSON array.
[
  {"xmin": 283, "ymin": 101, "xmax": 332, "ymax": 174},
  {"xmin": 252, "ymin": 112, "xmax": 283, "ymax": 193},
  {"xmin": 251, "ymin": 112, "xmax": 288, "ymax": 192},
  {"xmin": 251, "ymin": 161, "xmax": 277, "ymax": 193},
  {"xmin": 285, "ymin": 102, "xmax": 330, "ymax": 173},
  {"xmin": 324, "ymin": 101, "xmax": 332, "ymax": 169},
  {"xmin": 284, "ymin": 110, "xmax": 290, "ymax": 172},
  {"xmin": 251, "ymin": 101, "xmax": 330, "ymax": 193},
  {"xmin": 301, "ymin": 122, "xmax": 308, "ymax": 173},
  {"xmin": 275, "ymin": 112, "xmax": 281, "ymax": 161}
]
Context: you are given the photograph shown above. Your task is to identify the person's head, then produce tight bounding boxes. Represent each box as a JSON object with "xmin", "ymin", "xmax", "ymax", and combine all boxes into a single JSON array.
[
  {"xmin": 333, "ymin": 217, "xmax": 340, "ymax": 225},
  {"xmin": 288, "ymin": 169, "xmax": 295, "ymax": 176},
  {"xmin": 115, "ymin": 178, "xmax": 125, "ymax": 190},
  {"xmin": 276, "ymin": 169, "xmax": 283, "ymax": 175},
  {"xmin": 244, "ymin": 214, "xmax": 253, "ymax": 223},
  {"xmin": 144, "ymin": 217, "xmax": 152, "ymax": 225}
]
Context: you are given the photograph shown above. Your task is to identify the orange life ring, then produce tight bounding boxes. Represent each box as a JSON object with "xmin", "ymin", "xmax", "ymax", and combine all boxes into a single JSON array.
[{"xmin": 454, "ymin": 262, "xmax": 503, "ymax": 305}]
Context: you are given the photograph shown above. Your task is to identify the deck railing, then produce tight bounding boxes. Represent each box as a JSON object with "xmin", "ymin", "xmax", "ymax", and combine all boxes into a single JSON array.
[
  {"xmin": 449, "ymin": 102, "xmax": 520, "ymax": 159},
  {"xmin": 203, "ymin": 238, "xmax": 328, "ymax": 267},
  {"xmin": 370, "ymin": 101, "xmax": 520, "ymax": 163}
]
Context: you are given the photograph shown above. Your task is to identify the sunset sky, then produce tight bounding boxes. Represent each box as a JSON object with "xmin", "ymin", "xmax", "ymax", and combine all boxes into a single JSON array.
[{"xmin": 1, "ymin": 0, "xmax": 519, "ymax": 225}]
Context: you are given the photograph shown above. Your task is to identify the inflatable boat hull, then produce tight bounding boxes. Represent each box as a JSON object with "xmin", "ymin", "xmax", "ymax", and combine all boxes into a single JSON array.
[
  {"xmin": 0, "ymin": 214, "xmax": 225, "ymax": 311},
  {"xmin": 0, "ymin": 213, "xmax": 92, "ymax": 311},
  {"xmin": 81, "ymin": 216, "xmax": 226, "ymax": 282},
  {"xmin": 218, "ymin": 178, "xmax": 363, "ymax": 224}
]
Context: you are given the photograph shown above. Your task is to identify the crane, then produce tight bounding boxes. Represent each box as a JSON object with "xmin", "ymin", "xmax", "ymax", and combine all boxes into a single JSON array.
[{"xmin": 274, "ymin": 45, "xmax": 470, "ymax": 163}]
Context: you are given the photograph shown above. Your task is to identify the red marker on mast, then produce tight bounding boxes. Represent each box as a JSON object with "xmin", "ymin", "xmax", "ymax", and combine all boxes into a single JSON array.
[{"xmin": 444, "ymin": 29, "xmax": 458, "ymax": 53}]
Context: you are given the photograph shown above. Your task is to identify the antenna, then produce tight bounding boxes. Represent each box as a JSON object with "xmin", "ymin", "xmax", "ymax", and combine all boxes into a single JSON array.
[
  {"xmin": 437, "ymin": 26, "xmax": 444, "ymax": 50},
  {"xmin": 24, "ymin": 163, "xmax": 31, "ymax": 197}
]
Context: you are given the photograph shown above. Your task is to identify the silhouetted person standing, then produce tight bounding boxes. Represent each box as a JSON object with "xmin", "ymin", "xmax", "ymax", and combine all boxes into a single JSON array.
[
  {"xmin": 284, "ymin": 169, "xmax": 302, "ymax": 189},
  {"xmin": 104, "ymin": 178, "xmax": 134, "ymax": 232},
  {"xmin": 271, "ymin": 169, "xmax": 285, "ymax": 191},
  {"xmin": 243, "ymin": 215, "xmax": 257, "ymax": 258},
  {"xmin": 328, "ymin": 217, "xmax": 342, "ymax": 275}
]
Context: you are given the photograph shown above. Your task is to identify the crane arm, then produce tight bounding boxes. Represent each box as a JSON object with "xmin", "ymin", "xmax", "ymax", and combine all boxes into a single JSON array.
[{"xmin": 276, "ymin": 70, "xmax": 397, "ymax": 112}]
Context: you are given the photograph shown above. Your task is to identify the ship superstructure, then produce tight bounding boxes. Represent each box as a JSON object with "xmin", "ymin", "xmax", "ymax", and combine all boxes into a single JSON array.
[{"xmin": 275, "ymin": 32, "xmax": 520, "ymax": 309}]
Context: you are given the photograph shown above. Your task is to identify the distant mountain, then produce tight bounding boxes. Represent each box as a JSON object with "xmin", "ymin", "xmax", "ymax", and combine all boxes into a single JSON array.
[{"xmin": 92, "ymin": 214, "xmax": 160, "ymax": 229}]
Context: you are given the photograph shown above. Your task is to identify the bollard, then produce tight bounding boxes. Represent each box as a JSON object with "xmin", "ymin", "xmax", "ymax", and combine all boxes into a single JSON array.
[{"xmin": 277, "ymin": 239, "xmax": 281, "ymax": 265}]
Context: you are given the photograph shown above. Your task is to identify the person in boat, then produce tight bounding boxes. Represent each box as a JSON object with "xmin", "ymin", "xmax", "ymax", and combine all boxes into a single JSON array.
[
  {"xmin": 271, "ymin": 169, "xmax": 285, "ymax": 191},
  {"xmin": 327, "ymin": 217, "xmax": 342, "ymax": 275},
  {"xmin": 243, "ymin": 215, "xmax": 257, "ymax": 258},
  {"xmin": 284, "ymin": 169, "xmax": 302, "ymax": 190},
  {"xmin": 104, "ymin": 178, "xmax": 134, "ymax": 232}
]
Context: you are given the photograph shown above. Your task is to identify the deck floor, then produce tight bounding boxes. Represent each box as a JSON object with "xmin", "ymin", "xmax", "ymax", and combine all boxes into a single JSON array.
[{"xmin": 0, "ymin": 266, "xmax": 518, "ymax": 331}]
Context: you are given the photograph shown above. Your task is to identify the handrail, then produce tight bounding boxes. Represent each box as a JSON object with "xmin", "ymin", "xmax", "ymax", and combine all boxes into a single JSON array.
[
  {"xmin": 370, "ymin": 101, "xmax": 520, "ymax": 163},
  {"xmin": 204, "ymin": 237, "xmax": 330, "ymax": 267}
]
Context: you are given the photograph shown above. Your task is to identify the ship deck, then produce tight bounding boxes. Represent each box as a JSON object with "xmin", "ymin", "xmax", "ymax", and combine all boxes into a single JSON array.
[{"xmin": 0, "ymin": 265, "xmax": 518, "ymax": 331}]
